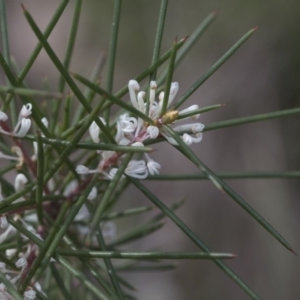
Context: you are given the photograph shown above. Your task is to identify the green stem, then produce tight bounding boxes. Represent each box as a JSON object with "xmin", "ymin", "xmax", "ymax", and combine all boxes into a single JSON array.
[{"xmin": 104, "ymin": 0, "xmax": 122, "ymax": 123}]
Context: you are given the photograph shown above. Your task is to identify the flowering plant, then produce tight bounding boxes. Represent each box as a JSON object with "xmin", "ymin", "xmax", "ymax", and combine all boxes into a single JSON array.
[{"xmin": 0, "ymin": 1, "xmax": 297, "ymax": 299}]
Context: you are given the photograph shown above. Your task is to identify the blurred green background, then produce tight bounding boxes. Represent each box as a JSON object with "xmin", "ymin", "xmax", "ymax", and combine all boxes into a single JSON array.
[{"xmin": 4, "ymin": 0, "xmax": 300, "ymax": 299}]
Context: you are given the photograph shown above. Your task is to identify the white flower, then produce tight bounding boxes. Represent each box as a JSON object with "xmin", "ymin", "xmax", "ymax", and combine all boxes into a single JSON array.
[
  {"xmin": 87, "ymin": 186, "xmax": 97, "ymax": 200},
  {"xmin": 132, "ymin": 141, "xmax": 144, "ymax": 147},
  {"xmin": 89, "ymin": 117, "xmax": 106, "ymax": 143},
  {"xmin": 149, "ymin": 81, "xmax": 157, "ymax": 108},
  {"xmin": 75, "ymin": 165, "xmax": 98, "ymax": 175},
  {"xmin": 159, "ymin": 129, "xmax": 178, "ymax": 146},
  {"xmin": 31, "ymin": 142, "xmax": 38, "ymax": 162},
  {"xmin": 14, "ymin": 118, "xmax": 31, "ymax": 137},
  {"xmin": 24, "ymin": 289, "xmax": 36, "ymax": 300},
  {"xmin": 102, "ymin": 221, "xmax": 117, "ymax": 242},
  {"xmin": 41, "ymin": 117, "xmax": 48, "ymax": 128},
  {"xmin": 125, "ymin": 160, "xmax": 148, "ymax": 179},
  {"xmin": 0, "ymin": 111, "xmax": 8, "ymax": 121},
  {"xmin": 173, "ymin": 122, "xmax": 204, "ymax": 133},
  {"xmin": 75, "ymin": 165, "xmax": 90, "ymax": 175},
  {"xmin": 145, "ymin": 154, "xmax": 161, "ymax": 175},
  {"xmin": 19, "ymin": 103, "xmax": 32, "ymax": 119},
  {"xmin": 179, "ymin": 104, "xmax": 200, "ymax": 119},
  {"xmin": 147, "ymin": 160, "xmax": 161, "ymax": 175},
  {"xmin": 63, "ymin": 180, "xmax": 78, "ymax": 197},
  {"xmin": 0, "ymin": 184, "xmax": 2, "ymax": 201},
  {"xmin": 5, "ymin": 249, "xmax": 17, "ymax": 258},
  {"xmin": 182, "ymin": 132, "xmax": 203, "ymax": 145},
  {"xmin": 0, "ymin": 225, "xmax": 14, "ymax": 243},
  {"xmin": 128, "ymin": 80, "xmax": 140, "ymax": 109},
  {"xmin": 146, "ymin": 125, "xmax": 159, "ymax": 138},
  {"xmin": 119, "ymin": 113, "xmax": 137, "ymax": 133},
  {"xmin": 108, "ymin": 168, "xmax": 119, "ymax": 179},
  {"xmin": 15, "ymin": 257, "xmax": 27, "ymax": 269},
  {"xmin": 0, "ymin": 216, "xmax": 8, "ymax": 228},
  {"xmin": 167, "ymin": 82, "xmax": 179, "ymax": 108},
  {"xmin": 14, "ymin": 173, "xmax": 28, "ymax": 192},
  {"xmin": 75, "ymin": 205, "xmax": 89, "ymax": 221}
]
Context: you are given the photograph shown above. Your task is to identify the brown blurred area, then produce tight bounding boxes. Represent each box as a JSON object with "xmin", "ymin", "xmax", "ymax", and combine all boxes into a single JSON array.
[{"xmin": 3, "ymin": 0, "xmax": 300, "ymax": 299}]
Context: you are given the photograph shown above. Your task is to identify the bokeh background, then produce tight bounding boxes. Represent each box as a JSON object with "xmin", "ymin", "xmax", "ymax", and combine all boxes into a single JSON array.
[{"xmin": 3, "ymin": 0, "xmax": 300, "ymax": 299}]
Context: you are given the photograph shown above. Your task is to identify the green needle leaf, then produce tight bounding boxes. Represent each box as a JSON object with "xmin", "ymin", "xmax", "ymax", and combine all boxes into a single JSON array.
[
  {"xmin": 130, "ymin": 178, "xmax": 261, "ymax": 300},
  {"xmin": 0, "ymin": 86, "xmax": 64, "ymax": 98},
  {"xmin": 59, "ymin": 250, "xmax": 235, "ymax": 260},
  {"xmin": 3, "ymin": 0, "xmax": 69, "ymax": 111},
  {"xmin": 22, "ymin": 5, "xmax": 116, "ymax": 144},
  {"xmin": 0, "ymin": 271, "xmax": 23, "ymax": 300},
  {"xmin": 90, "ymin": 153, "xmax": 133, "ymax": 230},
  {"xmin": 50, "ymin": 263, "xmax": 73, "ymax": 300},
  {"xmin": 104, "ymin": 0, "xmax": 122, "ymax": 123},
  {"xmin": 72, "ymin": 72, "xmax": 154, "ymax": 124},
  {"xmin": 36, "ymin": 132, "xmax": 45, "ymax": 224},
  {"xmin": 147, "ymin": 171, "xmax": 300, "ymax": 180},
  {"xmin": 0, "ymin": 0, "xmax": 17, "ymax": 123},
  {"xmin": 204, "ymin": 106, "xmax": 300, "ymax": 131},
  {"xmin": 174, "ymin": 27, "xmax": 257, "ymax": 109},
  {"xmin": 19, "ymin": 201, "xmax": 71, "ymax": 293},
  {"xmin": 177, "ymin": 104, "xmax": 223, "ymax": 120},
  {"xmin": 150, "ymin": 0, "xmax": 168, "ymax": 81},
  {"xmin": 96, "ymin": 228, "xmax": 125, "ymax": 300},
  {"xmin": 20, "ymin": 135, "xmax": 152, "ymax": 152},
  {"xmin": 163, "ymin": 125, "xmax": 295, "ymax": 254},
  {"xmin": 157, "ymin": 11, "xmax": 217, "ymax": 86},
  {"xmin": 161, "ymin": 39, "xmax": 178, "ymax": 115}
]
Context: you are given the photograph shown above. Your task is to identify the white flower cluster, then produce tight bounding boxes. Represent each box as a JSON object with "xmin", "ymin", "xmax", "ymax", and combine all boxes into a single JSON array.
[
  {"xmin": 0, "ymin": 104, "xmax": 32, "ymax": 137},
  {"xmin": 0, "ymin": 245, "xmax": 38, "ymax": 300},
  {"xmin": 0, "ymin": 183, "xmax": 43, "ymax": 300},
  {"xmin": 77, "ymin": 80, "xmax": 204, "ymax": 179}
]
